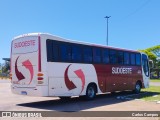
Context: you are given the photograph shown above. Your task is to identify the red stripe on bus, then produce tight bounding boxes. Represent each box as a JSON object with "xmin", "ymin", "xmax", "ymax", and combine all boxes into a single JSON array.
[{"xmin": 38, "ymin": 36, "xmax": 41, "ymax": 72}]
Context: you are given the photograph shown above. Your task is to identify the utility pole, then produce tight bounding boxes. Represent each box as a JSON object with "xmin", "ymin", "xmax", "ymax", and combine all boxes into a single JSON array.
[{"xmin": 104, "ymin": 16, "xmax": 111, "ymax": 46}]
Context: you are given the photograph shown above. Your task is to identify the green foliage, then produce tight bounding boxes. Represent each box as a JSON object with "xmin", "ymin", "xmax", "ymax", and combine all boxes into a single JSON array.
[
  {"xmin": 141, "ymin": 86, "xmax": 160, "ymax": 101},
  {"xmin": 2, "ymin": 62, "xmax": 10, "ymax": 73},
  {"xmin": 146, "ymin": 45, "xmax": 160, "ymax": 57},
  {"xmin": 139, "ymin": 45, "xmax": 160, "ymax": 69},
  {"xmin": 150, "ymin": 79, "xmax": 160, "ymax": 82},
  {"xmin": 139, "ymin": 49, "xmax": 157, "ymax": 62},
  {"xmin": 0, "ymin": 62, "xmax": 10, "ymax": 77}
]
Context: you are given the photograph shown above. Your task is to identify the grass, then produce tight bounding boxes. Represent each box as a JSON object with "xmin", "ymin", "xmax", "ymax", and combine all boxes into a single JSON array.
[
  {"xmin": 150, "ymin": 79, "xmax": 160, "ymax": 82},
  {"xmin": 141, "ymin": 86, "xmax": 160, "ymax": 101},
  {"xmin": 122, "ymin": 86, "xmax": 160, "ymax": 102},
  {"xmin": 142, "ymin": 86, "xmax": 160, "ymax": 93}
]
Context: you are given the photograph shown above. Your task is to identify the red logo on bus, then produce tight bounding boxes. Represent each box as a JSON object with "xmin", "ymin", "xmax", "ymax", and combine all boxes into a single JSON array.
[
  {"xmin": 64, "ymin": 64, "xmax": 77, "ymax": 90},
  {"xmin": 22, "ymin": 59, "xmax": 34, "ymax": 84},
  {"xmin": 64, "ymin": 64, "xmax": 85, "ymax": 93},
  {"xmin": 15, "ymin": 56, "xmax": 34, "ymax": 84},
  {"xmin": 15, "ymin": 56, "xmax": 25, "ymax": 81},
  {"xmin": 74, "ymin": 69, "xmax": 85, "ymax": 94}
]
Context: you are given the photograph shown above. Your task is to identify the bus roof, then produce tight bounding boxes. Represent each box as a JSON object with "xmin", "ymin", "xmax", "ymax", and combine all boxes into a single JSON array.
[{"xmin": 13, "ymin": 32, "xmax": 140, "ymax": 53}]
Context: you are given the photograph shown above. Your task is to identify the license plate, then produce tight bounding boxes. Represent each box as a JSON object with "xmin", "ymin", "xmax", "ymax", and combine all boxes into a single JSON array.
[{"xmin": 21, "ymin": 91, "xmax": 27, "ymax": 95}]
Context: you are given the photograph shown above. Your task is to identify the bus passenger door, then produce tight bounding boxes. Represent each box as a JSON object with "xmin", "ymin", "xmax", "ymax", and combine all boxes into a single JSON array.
[{"xmin": 142, "ymin": 54, "xmax": 150, "ymax": 88}]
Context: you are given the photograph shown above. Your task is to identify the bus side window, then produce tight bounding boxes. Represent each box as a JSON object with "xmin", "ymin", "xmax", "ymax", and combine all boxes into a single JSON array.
[
  {"xmin": 46, "ymin": 40, "xmax": 59, "ymax": 62},
  {"xmin": 136, "ymin": 53, "xmax": 141, "ymax": 65},
  {"xmin": 72, "ymin": 45, "xmax": 82, "ymax": 62},
  {"xmin": 109, "ymin": 50, "xmax": 117, "ymax": 64},
  {"xmin": 51, "ymin": 44, "xmax": 59, "ymax": 62},
  {"xmin": 130, "ymin": 53, "xmax": 136, "ymax": 65},
  {"xmin": 124, "ymin": 52, "xmax": 130, "ymax": 65},
  {"xmin": 102, "ymin": 49, "xmax": 109, "ymax": 64},
  {"xmin": 83, "ymin": 47, "xmax": 92, "ymax": 63},
  {"xmin": 93, "ymin": 48, "xmax": 101, "ymax": 63},
  {"xmin": 46, "ymin": 40, "xmax": 53, "ymax": 62},
  {"xmin": 117, "ymin": 51, "xmax": 124, "ymax": 65},
  {"xmin": 59, "ymin": 44, "xmax": 71, "ymax": 62}
]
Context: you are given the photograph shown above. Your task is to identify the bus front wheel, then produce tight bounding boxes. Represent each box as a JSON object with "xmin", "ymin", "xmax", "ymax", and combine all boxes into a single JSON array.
[{"xmin": 134, "ymin": 82, "xmax": 141, "ymax": 94}]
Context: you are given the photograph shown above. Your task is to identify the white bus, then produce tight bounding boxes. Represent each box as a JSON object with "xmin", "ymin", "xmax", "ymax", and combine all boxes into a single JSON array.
[{"xmin": 10, "ymin": 33, "xmax": 150, "ymax": 100}]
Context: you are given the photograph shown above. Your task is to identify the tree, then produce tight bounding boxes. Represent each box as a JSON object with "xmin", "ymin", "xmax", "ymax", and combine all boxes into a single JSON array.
[
  {"xmin": 2, "ymin": 61, "xmax": 10, "ymax": 73},
  {"xmin": 146, "ymin": 45, "xmax": 160, "ymax": 57},
  {"xmin": 139, "ymin": 49, "xmax": 157, "ymax": 63},
  {"xmin": 0, "ymin": 61, "xmax": 10, "ymax": 77},
  {"xmin": 139, "ymin": 45, "xmax": 160, "ymax": 67},
  {"xmin": 0, "ymin": 63, "xmax": 1, "ymax": 69}
]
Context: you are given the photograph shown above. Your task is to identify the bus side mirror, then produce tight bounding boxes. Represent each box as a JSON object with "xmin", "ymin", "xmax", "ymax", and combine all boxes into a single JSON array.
[{"xmin": 149, "ymin": 60, "xmax": 154, "ymax": 68}]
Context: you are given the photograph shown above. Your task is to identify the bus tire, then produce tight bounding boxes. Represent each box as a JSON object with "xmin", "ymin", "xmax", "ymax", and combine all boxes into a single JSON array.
[
  {"xmin": 85, "ymin": 84, "xmax": 96, "ymax": 100},
  {"xmin": 134, "ymin": 81, "xmax": 141, "ymax": 94}
]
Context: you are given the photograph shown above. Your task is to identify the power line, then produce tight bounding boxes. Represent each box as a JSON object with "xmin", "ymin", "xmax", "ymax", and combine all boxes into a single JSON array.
[{"xmin": 124, "ymin": 0, "xmax": 151, "ymax": 19}]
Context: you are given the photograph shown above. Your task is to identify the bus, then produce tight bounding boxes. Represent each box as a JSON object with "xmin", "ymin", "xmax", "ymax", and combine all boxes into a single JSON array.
[{"xmin": 10, "ymin": 33, "xmax": 150, "ymax": 100}]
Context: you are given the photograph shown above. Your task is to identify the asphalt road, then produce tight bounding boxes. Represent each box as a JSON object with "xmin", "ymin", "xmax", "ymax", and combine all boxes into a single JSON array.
[
  {"xmin": 150, "ymin": 82, "xmax": 160, "ymax": 86},
  {"xmin": 0, "ymin": 80, "xmax": 160, "ymax": 120}
]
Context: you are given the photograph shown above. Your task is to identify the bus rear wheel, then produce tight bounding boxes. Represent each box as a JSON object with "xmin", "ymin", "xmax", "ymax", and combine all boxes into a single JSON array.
[
  {"xmin": 85, "ymin": 84, "xmax": 96, "ymax": 100},
  {"xmin": 134, "ymin": 82, "xmax": 141, "ymax": 94}
]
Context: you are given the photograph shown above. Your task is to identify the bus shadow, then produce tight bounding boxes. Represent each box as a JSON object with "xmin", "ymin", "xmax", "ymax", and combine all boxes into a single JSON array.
[{"xmin": 17, "ymin": 91, "xmax": 159, "ymax": 111}]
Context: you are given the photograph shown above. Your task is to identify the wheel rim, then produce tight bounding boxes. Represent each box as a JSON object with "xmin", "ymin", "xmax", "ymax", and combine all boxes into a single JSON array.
[
  {"xmin": 88, "ymin": 87, "xmax": 95, "ymax": 98},
  {"xmin": 136, "ymin": 83, "xmax": 140, "ymax": 92}
]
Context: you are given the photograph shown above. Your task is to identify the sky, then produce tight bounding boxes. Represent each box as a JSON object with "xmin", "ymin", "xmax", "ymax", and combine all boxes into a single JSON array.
[{"xmin": 0, "ymin": 0, "xmax": 160, "ymax": 63}]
